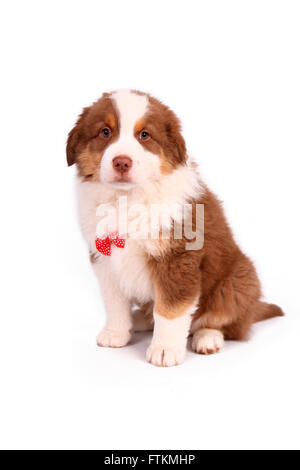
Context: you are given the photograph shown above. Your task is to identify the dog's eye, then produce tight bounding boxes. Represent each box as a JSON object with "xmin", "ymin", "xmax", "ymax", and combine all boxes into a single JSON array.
[
  {"xmin": 100, "ymin": 127, "xmax": 112, "ymax": 139},
  {"xmin": 139, "ymin": 130, "xmax": 150, "ymax": 141}
]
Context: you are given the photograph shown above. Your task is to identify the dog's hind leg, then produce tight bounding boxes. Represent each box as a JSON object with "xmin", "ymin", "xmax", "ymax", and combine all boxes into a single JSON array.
[
  {"xmin": 132, "ymin": 301, "xmax": 154, "ymax": 332},
  {"xmin": 191, "ymin": 328, "xmax": 224, "ymax": 355}
]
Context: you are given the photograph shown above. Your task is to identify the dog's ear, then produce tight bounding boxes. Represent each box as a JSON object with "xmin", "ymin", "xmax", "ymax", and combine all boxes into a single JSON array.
[
  {"xmin": 66, "ymin": 108, "xmax": 89, "ymax": 166},
  {"xmin": 165, "ymin": 112, "xmax": 187, "ymax": 164},
  {"xmin": 66, "ymin": 124, "xmax": 80, "ymax": 166}
]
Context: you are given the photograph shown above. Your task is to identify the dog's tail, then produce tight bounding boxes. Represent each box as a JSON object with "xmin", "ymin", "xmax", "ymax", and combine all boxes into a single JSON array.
[{"xmin": 254, "ymin": 301, "xmax": 284, "ymax": 323}]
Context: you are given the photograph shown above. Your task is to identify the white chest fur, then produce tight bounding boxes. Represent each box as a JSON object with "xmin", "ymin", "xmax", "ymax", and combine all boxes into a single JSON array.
[
  {"xmin": 98, "ymin": 240, "xmax": 153, "ymax": 303},
  {"xmin": 75, "ymin": 165, "xmax": 202, "ymax": 303},
  {"xmin": 76, "ymin": 178, "xmax": 154, "ymax": 303}
]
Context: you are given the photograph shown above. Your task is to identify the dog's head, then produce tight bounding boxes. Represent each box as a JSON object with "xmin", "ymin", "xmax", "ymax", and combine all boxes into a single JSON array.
[{"xmin": 67, "ymin": 90, "xmax": 187, "ymax": 189}]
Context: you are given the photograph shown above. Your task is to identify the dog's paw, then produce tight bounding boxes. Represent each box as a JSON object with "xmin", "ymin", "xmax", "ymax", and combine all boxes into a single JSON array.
[
  {"xmin": 192, "ymin": 328, "xmax": 224, "ymax": 355},
  {"xmin": 97, "ymin": 328, "xmax": 131, "ymax": 348},
  {"xmin": 146, "ymin": 343, "xmax": 186, "ymax": 367}
]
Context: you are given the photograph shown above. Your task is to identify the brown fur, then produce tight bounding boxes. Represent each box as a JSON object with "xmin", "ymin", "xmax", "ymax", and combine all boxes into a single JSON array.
[
  {"xmin": 67, "ymin": 91, "xmax": 186, "ymax": 180},
  {"xmin": 68, "ymin": 90, "xmax": 284, "ymax": 343},
  {"xmin": 140, "ymin": 95, "xmax": 187, "ymax": 169},
  {"xmin": 66, "ymin": 93, "xmax": 119, "ymax": 180},
  {"xmin": 148, "ymin": 186, "xmax": 284, "ymax": 340}
]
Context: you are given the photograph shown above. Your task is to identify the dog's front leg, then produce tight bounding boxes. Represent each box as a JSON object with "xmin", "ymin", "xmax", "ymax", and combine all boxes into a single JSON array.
[
  {"xmin": 146, "ymin": 301, "xmax": 197, "ymax": 367},
  {"xmin": 94, "ymin": 264, "xmax": 132, "ymax": 348}
]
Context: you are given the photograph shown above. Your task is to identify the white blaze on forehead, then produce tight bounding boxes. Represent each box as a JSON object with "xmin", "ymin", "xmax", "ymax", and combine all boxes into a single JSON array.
[
  {"xmin": 99, "ymin": 90, "xmax": 160, "ymax": 188},
  {"xmin": 112, "ymin": 90, "xmax": 149, "ymax": 135}
]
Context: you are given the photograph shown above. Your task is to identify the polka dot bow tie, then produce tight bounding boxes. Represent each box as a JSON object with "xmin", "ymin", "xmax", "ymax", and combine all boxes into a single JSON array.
[{"xmin": 95, "ymin": 232, "xmax": 125, "ymax": 256}]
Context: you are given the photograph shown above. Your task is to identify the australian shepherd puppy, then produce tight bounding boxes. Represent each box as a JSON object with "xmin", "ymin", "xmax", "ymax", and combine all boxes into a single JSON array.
[{"xmin": 67, "ymin": 90, "xmax": 283, "ymax": 367}]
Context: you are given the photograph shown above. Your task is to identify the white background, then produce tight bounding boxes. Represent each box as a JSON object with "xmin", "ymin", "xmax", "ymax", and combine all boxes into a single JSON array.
[{"xmin": 0, "ymin": 0, "xmax": 299, "ymax": 450}]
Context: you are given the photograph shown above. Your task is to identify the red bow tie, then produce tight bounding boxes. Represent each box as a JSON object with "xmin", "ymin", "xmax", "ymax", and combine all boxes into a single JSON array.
[{"xmin": 95, "ymin": 232, "xmax": 125, "ymax": 256}]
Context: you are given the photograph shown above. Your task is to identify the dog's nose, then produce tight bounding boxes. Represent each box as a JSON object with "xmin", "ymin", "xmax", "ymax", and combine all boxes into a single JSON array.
[{"xmin": 112, "ymin": 155, "xmax": 132, "ymax": 174}]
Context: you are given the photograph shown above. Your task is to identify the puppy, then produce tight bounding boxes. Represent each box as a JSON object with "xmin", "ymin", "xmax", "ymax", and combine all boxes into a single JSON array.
[{"xmin": 67, "ymin": 90, "xmax": 283, "ymax": 367}]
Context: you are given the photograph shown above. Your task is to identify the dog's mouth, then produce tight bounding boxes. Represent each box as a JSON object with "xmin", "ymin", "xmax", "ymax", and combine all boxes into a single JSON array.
[
  {"xmin": 113, "ymin": 176, "xmax": 132, "ymax": 183},
  {"xmin": 109, "ymin": 176, "xmax": 137, "ymax": 190}
]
